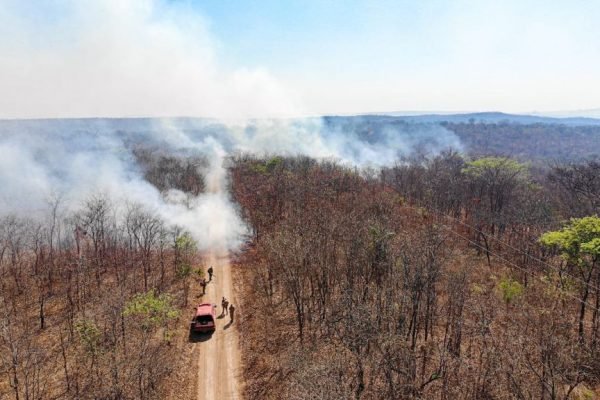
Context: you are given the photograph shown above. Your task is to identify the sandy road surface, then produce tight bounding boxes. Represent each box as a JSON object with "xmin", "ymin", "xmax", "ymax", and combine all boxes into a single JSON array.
[{"xmin": 192, "ymin": 251, "xmax": 242, "ymax": 400}]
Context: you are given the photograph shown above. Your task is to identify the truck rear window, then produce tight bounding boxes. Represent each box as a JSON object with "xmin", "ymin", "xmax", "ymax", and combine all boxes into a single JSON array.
[{"xmin": 195, "ymin": 315, "xmax": 214, "ymax": 324}]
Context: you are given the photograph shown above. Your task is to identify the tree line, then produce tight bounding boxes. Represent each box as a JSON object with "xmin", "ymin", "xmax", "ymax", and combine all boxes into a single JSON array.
[
  {"xmin": 0, "ymin": 151, "xmax": 204, "ymax": 399},
  {"xmin": 1, "ymin": 141, "xmax": 598, "ymax": 399},
  {"xmin": 230, "ymin": 153, "xmax": 600, "ymax": 399}
]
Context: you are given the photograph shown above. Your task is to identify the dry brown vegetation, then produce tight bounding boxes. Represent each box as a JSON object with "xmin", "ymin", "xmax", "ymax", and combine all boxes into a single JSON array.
[
  {"xmin": 2, "ymin": 148, "xmax": 600, "ymax": 400},
  {"xmin": 230, "ymin": 154, "xmax": 600, "ymax": 399},
  {"xmin": 0, "ymin": 155, "xmax": 206, "ymax": 400}
]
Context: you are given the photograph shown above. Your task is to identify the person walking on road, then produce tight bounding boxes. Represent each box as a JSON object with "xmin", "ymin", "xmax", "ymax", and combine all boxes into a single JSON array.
[
  {"xmin": 222, "ymin": 297, "xmax": 229, "ymax": 316},
  {"xmin": 208, "ymin": 266, "xmax": 214, "ymax": 281},
  {"xmin": 200, "ymin": 278, "xmax": 207, "ymax": 295},
  {"xmin": 229, "ymin": 304, "xmax": 235, "ymax": 322}
]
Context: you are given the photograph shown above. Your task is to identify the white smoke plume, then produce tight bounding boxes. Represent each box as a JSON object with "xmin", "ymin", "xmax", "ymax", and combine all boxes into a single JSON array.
[
  {"xmin": 0, "ymin": 0, "xmax": 463, "ymax": 251},
  {"xmin": 0, "ymin": 0, "xmax": 302, "ymax": 120},
  {"xmin": 0, "ymin": 0, "xmax": 297, "ymax": 251},
  {"xmin": 0, "ymin": 117, "xmax": 462, "ymax": 250}
]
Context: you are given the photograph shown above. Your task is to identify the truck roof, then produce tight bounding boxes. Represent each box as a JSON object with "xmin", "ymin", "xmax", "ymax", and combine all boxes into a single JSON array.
[{"xmin": 195, "ymin": 303, "xmax": 215, "ymax": 316}]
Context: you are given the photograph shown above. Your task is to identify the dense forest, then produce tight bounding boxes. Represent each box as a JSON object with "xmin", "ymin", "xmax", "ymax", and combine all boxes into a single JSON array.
[
  {"xmin": 230, "ymin": 153, "xmax": 600, "ymax": 399},
  {"xmin": 1, "ymin": 122, "xmax": 599, "ymax": 399},
  {"xmin": 0, "ymin": 151, "xmax": 207, "ymax": 399},
  {"xmin": 3, "ymin": 117, "xmax": 600, "ymax": 163},
  {"xmin": 445, "ymin": 122, "xmax": 600, "ymax": 161},
  {"xmin": 323, "ymin": 117, "xmax": 600, "ymax": 162}
]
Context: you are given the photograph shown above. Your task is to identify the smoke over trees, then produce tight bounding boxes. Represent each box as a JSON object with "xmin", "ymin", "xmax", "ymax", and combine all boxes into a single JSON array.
[
  {"xmin": 0, "ymin": 198, "xmax": 194, "ymax": 398},
  {"xmin": 0, "ymin": 118, "xmax": 599, "ymax": 398}
]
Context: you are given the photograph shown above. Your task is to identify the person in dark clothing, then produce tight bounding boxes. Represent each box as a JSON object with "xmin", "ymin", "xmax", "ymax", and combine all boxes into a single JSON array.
[
  {"xmin": 221, "ymin": 297, "xmax": 229, "ymax": 316},
  {"xmin": 200, "ymin": 278, "xmax": 207, "ymax": 295},
  {"xmin": 208, "ymin": 266, "xmax": 214, "ymax": 281}
]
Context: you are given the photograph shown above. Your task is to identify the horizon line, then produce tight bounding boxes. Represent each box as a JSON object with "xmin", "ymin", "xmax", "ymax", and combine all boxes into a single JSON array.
[{"xmin": 1, "ymin": 109, "xmax": 600, "ymax": 122}]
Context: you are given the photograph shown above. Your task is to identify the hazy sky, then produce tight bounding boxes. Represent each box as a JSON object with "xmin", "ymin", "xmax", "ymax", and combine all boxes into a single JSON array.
[{"xmin": 1, "ymin": 0, "xmax": 599, "ymax": 118}]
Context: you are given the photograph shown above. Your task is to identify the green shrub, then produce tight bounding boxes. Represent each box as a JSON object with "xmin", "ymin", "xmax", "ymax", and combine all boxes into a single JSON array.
[
  {"xmin": 251, "ymin": 156, "xmax": 284, "ymax": 174},
  {"xmin": 123, "ymin": 290, "xmax": 180, "ymax": 335},
  {"xmin": 176, "ymin": 262, "xmax": 193, "ymax": 279},
  {"xmin": 74, "ymin": 319, "xmax": 102, "ymax": 355},
  {"xmin": 497, "ymin": 277, "xmax": 524, "ymax": 305}
]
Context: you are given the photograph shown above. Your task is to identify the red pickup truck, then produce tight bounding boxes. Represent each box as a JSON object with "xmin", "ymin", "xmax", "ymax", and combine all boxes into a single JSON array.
[{"xmin": 190, "ymin": 303, "xmax": 217, "ymax": 333}]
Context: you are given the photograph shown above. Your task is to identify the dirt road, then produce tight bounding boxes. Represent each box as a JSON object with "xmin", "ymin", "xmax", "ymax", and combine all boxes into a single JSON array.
[{"xmin": 193, "ymin": 251, "xmax": 242, "ymax": 400}]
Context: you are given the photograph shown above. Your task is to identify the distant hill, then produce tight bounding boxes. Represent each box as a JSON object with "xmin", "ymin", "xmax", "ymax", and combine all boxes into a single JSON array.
[
  {"xmin": 2, "ymin": 113, "xmax": 599, "ymax": 162},
  {"xmin": 320, "ymin": 115, "xmax": 600, "ymax": 162},
  {"xmin": 2, "ymin": 111, "xmax": 600, "ymax": 133},
  {"xmin": 533, "ymin": 108, "xmax": 600, "ymax": 119},
  {"xmin": 445, "ymin": 122, "xmax": 600, "ymax": 162},
  {"xmin": 345, "ymin": 112, "xmax": 600, "ymax": 126}
]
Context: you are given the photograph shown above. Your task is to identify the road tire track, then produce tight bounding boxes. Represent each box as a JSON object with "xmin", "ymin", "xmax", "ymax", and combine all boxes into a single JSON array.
[{"xmin": 193, "ymin": 251, "xmax": 241, "ymax": 400}]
